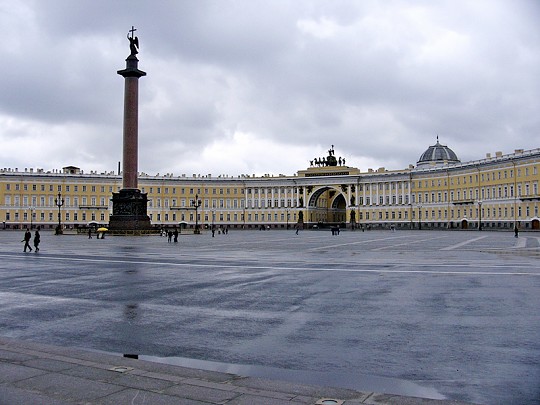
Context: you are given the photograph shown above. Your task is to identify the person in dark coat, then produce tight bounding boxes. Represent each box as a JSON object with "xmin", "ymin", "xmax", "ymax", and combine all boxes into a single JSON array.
[
  {"xmin": 23, "ymin": 229, "xmax": 32, "ymax": 252},
  {"xmin": 33, "ymin": 229, "xmax": 41, "ymax": 252}
]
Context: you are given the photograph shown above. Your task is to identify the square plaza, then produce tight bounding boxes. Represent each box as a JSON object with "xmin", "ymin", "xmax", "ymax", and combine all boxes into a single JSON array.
[{"xmin": 0, "ymin": 229, "xmax": 538, "ymax": 404}]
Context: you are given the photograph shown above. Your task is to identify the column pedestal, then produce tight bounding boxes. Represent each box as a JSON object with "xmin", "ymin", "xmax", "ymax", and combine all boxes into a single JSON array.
[{"xmin": 109, "ymin": 189, "xmax": 151, "ymax": 232}]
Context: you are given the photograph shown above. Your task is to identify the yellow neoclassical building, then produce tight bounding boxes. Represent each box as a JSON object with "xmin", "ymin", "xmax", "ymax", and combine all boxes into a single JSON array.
[{"xmin": 1, "ymin": 142, "xmax": 539, "ymax": 232}]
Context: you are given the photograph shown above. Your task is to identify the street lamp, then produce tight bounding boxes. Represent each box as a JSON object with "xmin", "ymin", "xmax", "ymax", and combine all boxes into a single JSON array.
[
  {"xmin": 191, "ymin": 194, "xmax": 202, "ymax": 234},
  {"xmin": 29, "ymin": 206, "xmax": 34, "ymax": 229},
  {"xmin": 418, "ymin": 205, "xmax": 422, "ymax": 230},
  {"xmin": 286, "ymin": 208, "xmax": 290, "ymax": 229},
  {"xmin": 478, "ymin": 200, "xmax": 483, "ymax": 231},
  {"xmin": 55, "ymin": 193, "xmax": 64, "ymax": 235}
]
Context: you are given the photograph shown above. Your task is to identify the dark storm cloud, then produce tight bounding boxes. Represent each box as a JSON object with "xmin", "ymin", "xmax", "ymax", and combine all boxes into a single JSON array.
[{"xmin": 0, "ymin": 0, "xmax": 539, "ymax": 175}]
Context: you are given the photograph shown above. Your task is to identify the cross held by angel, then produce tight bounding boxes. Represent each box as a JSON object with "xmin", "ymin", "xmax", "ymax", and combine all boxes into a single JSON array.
[{"xmin": 127, "ymin": 26, "xmax": 139, "ymax": 56}]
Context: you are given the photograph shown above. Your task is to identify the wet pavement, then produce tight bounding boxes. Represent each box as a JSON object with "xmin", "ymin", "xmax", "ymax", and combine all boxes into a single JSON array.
[
  {"xmin": 0, "ymin": 229, "xmax": 539, "ymax": 404},
  {"xmin": 0, "ymin": 336, "xmax": 474, "ymax": 405}
]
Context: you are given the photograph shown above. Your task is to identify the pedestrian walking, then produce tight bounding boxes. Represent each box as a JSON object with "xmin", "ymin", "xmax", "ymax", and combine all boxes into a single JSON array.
[
  {"xmin": 167, "ymin": 230, "xmax": 173, "ymax": 243},
  {"xmin": 88, "ymin": 228, "xmax": 92, "ymax": 239},
  {"xmin": 22, "ymin": 229, "xmax": 32, "ymax": 252},
  {"xmin": 514, "ymin": 225, "xmax": 519, "ymax": 238},
  {"xmin": 173, "ymin": 228, "xmax": 179, "ymax": 243},
  {"xmin": 33, "ymin": 229, "xmax": 40, "ymax": 252}
]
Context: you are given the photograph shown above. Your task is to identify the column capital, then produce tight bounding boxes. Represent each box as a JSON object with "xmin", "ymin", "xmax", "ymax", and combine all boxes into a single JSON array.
[{"xmin": 117, "ymin": 55, "xmax": 147, "ymax": 78}]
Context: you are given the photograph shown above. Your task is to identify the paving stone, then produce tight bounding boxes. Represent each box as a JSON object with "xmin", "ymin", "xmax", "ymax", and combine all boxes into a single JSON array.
[
  {"xmin": 128, "ymin": 359, "xmax": 236, "ymax": 382},
  {"xmin": 163, "ymin": 382, "xmax": 241, "ymax": 402},
  {"xmin": 60, "ymin": 364, "xmax": 126, "ymax": 383},
  {"xmin": 362, "ymin": 393, "xmax": 473, "ymax": 404},
  {"xmin": 21, "ymin": 358, "xmax": 76, "ymax": 372},
  {"xmin": 11, "ymin": 372, "xmax": 125, "ymax": 402},
  {"xmin": 0, "ymin": 362, "xmax": 47, "ymax": 383},
  {"xmin": 111, "ymin": 372, "xmax": 177, "ymax": 391},
  {"xmin": 130, "ymin": 369, "xmax": 186, "ymax": 383},
  {"xmin": 0, "ymin": 384, "xmax": 73, "ymax": 405},
  {"xmin": 232, "ymin": 376, "xmax": 368, "ymax": 400},
  {"xmin": 182, "ymin": 376, "xmax": 239, "ymax": 391},
  {"xmin": 227, "ymin": 393, "xmax": 310, "ymax": 405},
  {"xmin": 95, "ymin": 388, "xmax": 207, "ymax": 405},
  {"xmin": 0, "ymin": 348, "xmax": 37, "ymax": 362}
]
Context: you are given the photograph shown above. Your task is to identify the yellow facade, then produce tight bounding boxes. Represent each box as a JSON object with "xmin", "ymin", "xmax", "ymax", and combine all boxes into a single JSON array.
[{"xmin": 1, "ymin": 148, "xmax": 539, "ymax": 232}]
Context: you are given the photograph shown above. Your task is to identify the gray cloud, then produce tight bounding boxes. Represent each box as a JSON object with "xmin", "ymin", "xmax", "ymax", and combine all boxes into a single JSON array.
[{"xmin": 1, "ymin": 0, "xmax": 539, "ymax": 175}]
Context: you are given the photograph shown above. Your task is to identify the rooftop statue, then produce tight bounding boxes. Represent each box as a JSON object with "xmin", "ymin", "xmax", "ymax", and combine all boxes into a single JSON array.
[{"xmin": 127, "ymin": 26, "xmax": 139, "ymax": 56}]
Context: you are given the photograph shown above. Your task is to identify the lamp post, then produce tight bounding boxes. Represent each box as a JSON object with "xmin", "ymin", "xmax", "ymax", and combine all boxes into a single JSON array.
[
  {"xmin": 191, "ymin": 194, "xmax": 202, "ymax": 234},
  {"xmin": 286, "ymin": 208, "xmax": 290, "ymax": 229},
  {"xmin": 418, "ymin": 205, "xmax": 422, "ymax": 230},
  {"xmin": 478, "ymin": 200, "xmax": 483, "ymax": 231},
  {"xmin": 55, "ymin": 193, "xmax": 64, "ymax": 235},
  {"xmin": 29, "ymin": 206, "xmax": 34, "ymax": 229}
]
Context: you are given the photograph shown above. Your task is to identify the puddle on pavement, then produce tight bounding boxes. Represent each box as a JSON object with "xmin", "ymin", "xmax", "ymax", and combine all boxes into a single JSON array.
[{"xmin": 132, "ymin": 353, "xmax": 446, "ymax": 400}]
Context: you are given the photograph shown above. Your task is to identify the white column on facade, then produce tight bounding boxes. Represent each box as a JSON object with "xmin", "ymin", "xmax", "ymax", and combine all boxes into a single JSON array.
[
  {"xmin": 287, "ymin": 187, "xmax": 291, "ymax": 207},
  {"xmin": 362, "ymin": 183, "xmax": 366, "ymax": 206}
]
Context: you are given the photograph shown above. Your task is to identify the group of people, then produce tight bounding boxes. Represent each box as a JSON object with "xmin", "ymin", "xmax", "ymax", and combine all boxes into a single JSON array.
[
  {"xmin": 211, "ymin": 226, "xmax": 229, "ymax": 237},
  {"xmin": 162, "ymin": 228, "xmax": 179, "ymax": 243},
  {"xmin": 22, "ymin": 228, "xmax": 40, "ymax": 252},
  {"xmin": 88, "ymin": 229, "xmax": 106, "ymax": 239}
]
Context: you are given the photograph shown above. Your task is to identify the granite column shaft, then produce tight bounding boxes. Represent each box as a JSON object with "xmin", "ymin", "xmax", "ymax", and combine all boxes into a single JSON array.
[{"xmin": 122, "ymin": 76, "xmax": 140, "ymax": 189}]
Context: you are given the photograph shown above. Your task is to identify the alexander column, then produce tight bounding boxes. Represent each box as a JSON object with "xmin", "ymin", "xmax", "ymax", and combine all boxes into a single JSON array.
[{"xmin": 109, "ymin": 26, "xmax": 152, "ymax": 232}]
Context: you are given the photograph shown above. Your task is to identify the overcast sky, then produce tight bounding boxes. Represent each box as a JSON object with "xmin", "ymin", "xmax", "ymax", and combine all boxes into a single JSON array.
[{"xmin": 1, "ymin": 0, "xmax": 539, "ymax": 177}]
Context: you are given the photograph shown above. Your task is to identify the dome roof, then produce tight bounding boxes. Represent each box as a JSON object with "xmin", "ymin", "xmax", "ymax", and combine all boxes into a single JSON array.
[{"xmin": 417, "ymin": 138, "xmax": 460, "ymax": 167}]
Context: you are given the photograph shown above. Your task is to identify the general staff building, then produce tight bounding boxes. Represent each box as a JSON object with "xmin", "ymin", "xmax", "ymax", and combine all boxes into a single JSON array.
[{"xmin": 1, "ymin": 141, "xmax": 539, "ymax": 232}]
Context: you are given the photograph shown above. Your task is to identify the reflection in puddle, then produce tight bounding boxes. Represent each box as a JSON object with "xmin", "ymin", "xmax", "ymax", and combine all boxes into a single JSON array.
[
  {"xmin": 136, "ymin": 354, "xmax": 445, "ymax": 400},
  {"xmin": 123, "ymin": 304, "xmax": 139, "ymax": 322}
]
